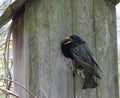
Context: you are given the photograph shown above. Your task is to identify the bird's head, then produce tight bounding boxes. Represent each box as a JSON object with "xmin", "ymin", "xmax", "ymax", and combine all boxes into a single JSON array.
[
  {"xmin": 69, "ymin": 34, "xmax": 85, "ymax": 43},
  {"xmin": 61, "ymin": 34, "xmax": 85, "ymax": 47},
  {"xmin": 61, "ymin": 36, "xmax": 73, "ymax": 58}
]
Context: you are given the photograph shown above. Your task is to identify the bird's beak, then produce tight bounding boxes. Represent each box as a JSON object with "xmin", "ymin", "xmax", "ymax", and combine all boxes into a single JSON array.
[
  {"xmin": 64, "ymin": 37, "xmax": 72, "ymax": 45},
  {"xmin": 64, "ymin": 41, "xmax": 72, "ymax": 44}
]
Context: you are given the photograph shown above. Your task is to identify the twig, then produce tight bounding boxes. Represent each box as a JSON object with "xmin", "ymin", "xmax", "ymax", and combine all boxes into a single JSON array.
[
  {"xmin": 0, "ymin": 87, "xmax": 20, "ymax": 98},
  {"xmin": 0, "ymin": 0, "xmax": 8, "ymax": 8},
  {"xmin": 0, "ymin": 78, "xmax": 35, "ymax": 98},
  {"xmin": 0, "ymin": 47, "xmax": 5, "ymax": 51}
]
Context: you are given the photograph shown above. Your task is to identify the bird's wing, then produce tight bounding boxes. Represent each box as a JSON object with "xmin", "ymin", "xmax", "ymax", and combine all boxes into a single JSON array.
[
  {"xmin": 83, "ymin": 44, "xmax": 102, "ymax": 72},
  {"xmin": 71, "ymin": 43, "xmax": 101, "ymax": 78},
  {"xmin": 71, "ymin": 44, "xmax": 94, "ymax": 68}
]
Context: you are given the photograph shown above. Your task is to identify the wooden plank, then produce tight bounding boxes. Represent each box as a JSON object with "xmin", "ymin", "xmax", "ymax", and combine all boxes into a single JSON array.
[
  {"xmin": 72, "ymin": 0, "xmax": 119, "ymax": 98},
  {"xmin": 0, "ymin": 0, "xmax": 26, "ymax": 28},
  {"xmin": 72, "ymin": 0, "xmax": 97, "ymax": 98},
  {"xmin": 12, "ymin": 9, "xmax": 27, "ymax": 98},
  {"xmin": 25, "ymin": 0, "xmax": 74, "ymax": 98},
  {"xmin": 94, "ymin": 0, "xmax": 119, "ymax": 98}
]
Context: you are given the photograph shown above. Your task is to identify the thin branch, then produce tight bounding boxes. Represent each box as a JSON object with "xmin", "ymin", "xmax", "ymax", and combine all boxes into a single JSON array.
[
  {"xmin": 0, "ymin": 0, "xmax": 8, "ymax": 8},
  {"xmin": 0, "ymin": 78, "xmax": 36, "ymax": 98},
  {"xmin": 3, "ymin": 23, "xmax": 12, "ymax": 92},
  {"xmin": 0, "ymin": 28, "xmax": 8, "ymax": 34},
  {"xmin": 0, "ymin": 87, "xmax": 20, "ymax": 98},
  {"xmin": 0, "ymin": 47, "xmax": 5, "ymax": 51}
]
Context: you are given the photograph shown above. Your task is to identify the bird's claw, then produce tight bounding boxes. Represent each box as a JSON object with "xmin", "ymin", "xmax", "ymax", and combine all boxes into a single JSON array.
[{"xmin": 75, "ymin": 69, "xmax": 85, "ymax": 78}]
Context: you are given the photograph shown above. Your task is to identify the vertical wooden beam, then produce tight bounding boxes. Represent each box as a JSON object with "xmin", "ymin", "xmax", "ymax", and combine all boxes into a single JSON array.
[
  {"xmin": 12, "ymin": 8, "xmax": 27, "ymax": 98},
  {"xmin": 25, "ymin": 0, "xmax": 74, "ymax": 98},
  {"xmin": 94, "ymin": 0, "xmax": 119, "ymax": 98},
  {"xmin": 72, "ymin": 0, "xmax": 97, "ymax": 98}
]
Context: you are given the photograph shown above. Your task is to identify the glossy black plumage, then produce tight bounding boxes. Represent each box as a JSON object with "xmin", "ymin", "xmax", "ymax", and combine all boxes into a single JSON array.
[{"xmin": 61, "ymin": 35, "xmax": 101, "ymax": 89}]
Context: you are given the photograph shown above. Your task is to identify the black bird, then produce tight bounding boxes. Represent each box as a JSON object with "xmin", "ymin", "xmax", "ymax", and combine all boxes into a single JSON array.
[{"xmin": 61, "ymin": 35, "xmax": 102, "ymax": 89}]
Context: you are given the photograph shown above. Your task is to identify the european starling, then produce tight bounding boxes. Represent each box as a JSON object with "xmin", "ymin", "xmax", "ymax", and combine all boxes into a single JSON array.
[{"xmin": 61, "ymin": 35, "xmax": 101, "ymax": 89}]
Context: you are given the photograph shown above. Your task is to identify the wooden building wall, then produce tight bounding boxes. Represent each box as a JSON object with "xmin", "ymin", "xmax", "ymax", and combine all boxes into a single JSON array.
[
  {"xmin": 12, "ymin": 8, "xmax": 27, "ymax": 98},
  {"xmin": 12, "ymin": 0, "xmax": 119, "ymax": 98}
]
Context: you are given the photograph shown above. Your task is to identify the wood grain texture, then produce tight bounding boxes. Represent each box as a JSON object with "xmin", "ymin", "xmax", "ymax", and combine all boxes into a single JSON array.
[
  {"xmin": 25, "ymin": 0, "xmax": 74, "ymax": 98},
  {"xmin": 0, "ymin": 0, "xmax": 26, "ymax": 28},
  {"xmin": 12, "ymin": 0, "xmax": 119, "ymax": 98},
  {"xmin": 12, "ymin": 9, "xmax": 27, "ymax": 98},
  {"xmin": 72, "ymin": 0, "xmax": 97, "ymax": 98},
  {"xmin": 94, "ymin": 0, "xmax": 119, "ymax": 98}
]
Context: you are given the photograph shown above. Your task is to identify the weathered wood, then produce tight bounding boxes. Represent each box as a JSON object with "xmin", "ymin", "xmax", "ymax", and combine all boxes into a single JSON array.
[
  {"xmin": 12, "ymin": 9, "xmax": 27, "ymax": 98},
  {"xmin": 94, "ymin": 0, "xmax": 119, "ymax": 98},
  {"xmin": 0, "ymin": 0, "xmax": 26, "ymax": 28},
  {"xmin": 11, "ymin": 0, "xmax": 119, "ymax": 98},
  {"xmin": 72, "ymin": 0, "xmax": 119, "ymax": 98},
  {"xmin": 0, "ymin": 0, "xmax": 119, "ymax": 29},
  {"xmin": 25, "ymin": 0, "xmax": 74, "ymax": 98},
  {"xmin": 72, "ymin": 0, "xmax": 97, "ymax": 98}
]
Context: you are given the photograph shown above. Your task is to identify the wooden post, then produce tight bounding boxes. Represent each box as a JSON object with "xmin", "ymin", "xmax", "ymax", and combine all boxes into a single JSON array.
[
  {"xmin": 25, "ymin": 0, "xmax": 74, "ymax": 97},
  {"xmin": 72, "ymin": 0, "xmax": 97, "ymax": 98},
  {"xmin": 94, "ymin": 0, "xmax": 119, "ymax": 98},
  {"xmin": 12, "ymin": 8, "xmax": 27, "ymax": 98}
]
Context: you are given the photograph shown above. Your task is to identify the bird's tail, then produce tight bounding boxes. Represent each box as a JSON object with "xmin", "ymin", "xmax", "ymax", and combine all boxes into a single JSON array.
[{"xmin": 82, "ymin": 73, "xmax": 98, "ymax": 89}]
